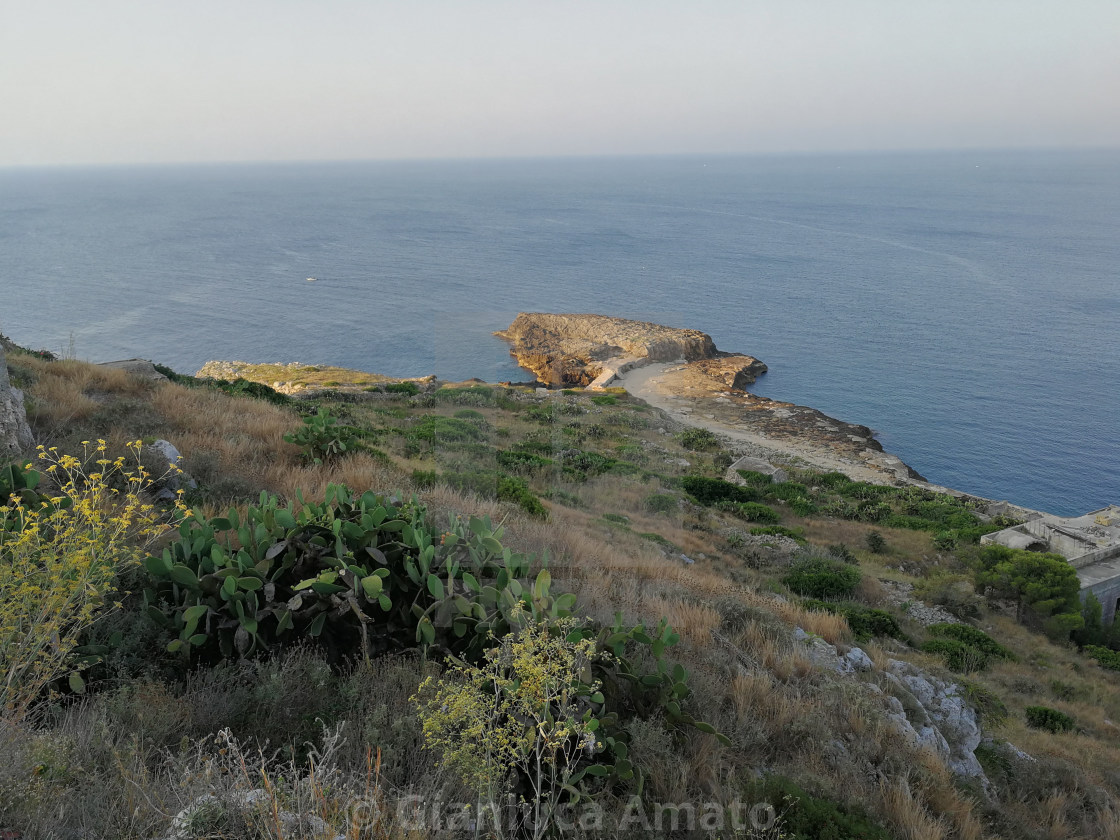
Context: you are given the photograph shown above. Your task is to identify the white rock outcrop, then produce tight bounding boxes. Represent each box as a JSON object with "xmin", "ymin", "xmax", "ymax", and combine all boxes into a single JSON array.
[
  {"xmin": 0, "ymin": 344, "xmax": 34, "ymax": 458},
  {"xmin": 881, "ymin": 658, "xmax": 985, "ymax": 780}
]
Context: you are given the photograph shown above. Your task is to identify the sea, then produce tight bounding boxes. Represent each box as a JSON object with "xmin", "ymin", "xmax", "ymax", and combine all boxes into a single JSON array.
[{"xmin": 2, "ymin": 150, "xmax": 1117, "ymax": 516}]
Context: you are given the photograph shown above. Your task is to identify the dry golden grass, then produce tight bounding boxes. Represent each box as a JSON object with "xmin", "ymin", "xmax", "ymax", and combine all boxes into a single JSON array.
[
  {"xmin": 148, "ymin": 381, "xmax": 301, "ymax": 494},
  {"xmin": 23, "ymin": 357, "xmax": 153, "ymax": 429},
  {"xmin": 18, "ymin": 354, "xmax": 1120, "ymax": 839},
  {"xmin": 877, "ymin": 776, "xmax": 949, "ymax": 840}
]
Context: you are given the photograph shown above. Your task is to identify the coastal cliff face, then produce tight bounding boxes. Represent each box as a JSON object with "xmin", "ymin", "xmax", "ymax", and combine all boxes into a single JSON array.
[
  {"xmin": 495, "ymin": 312, "xmax": 764, "ymax": 387},
  {"xmin": 0, "ymin": 344, "xmax": 34, "ymax": 457}
]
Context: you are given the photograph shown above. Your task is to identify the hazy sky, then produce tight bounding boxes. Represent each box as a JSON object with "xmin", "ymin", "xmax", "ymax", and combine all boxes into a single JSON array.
[{"xmin": 2, "ymin": 1, "xmax": 1118, "ymax": 166}]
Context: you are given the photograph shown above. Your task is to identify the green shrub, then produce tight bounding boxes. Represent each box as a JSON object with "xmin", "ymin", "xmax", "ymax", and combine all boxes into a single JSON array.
[
  {"xmin": 409, "ymin": 415, "xmax": 484, "ymax": 444},
  {"xmin": 920, "ymin": 638, "xmax": 991, "ymax": 672},
  {"xmin": 558, "ymin": 450, "xmax": 618, "ymax": 480},
  {"xmin": 410, "ymin": 469, "xmax": 439, "ymax": 489},
  {"xmin": 735, "ymin": 469, "xmax": 773, "ymax": 486},
  {"xmin": 590, "ymin": 394, "xmax": 617, "ymax": 406},
  {"xmin": 495, "ymin": 449, "xmax": 553, "ymax": 473},
  {"xmin": 749, "ymin": 525, "xmax": 804, "ymax": 541},
  {"xmin": 1025, "ymin": 705, "xmax": 1075, "ymax": 734},
  {"xmin": 782, "ymin": 556, "xmax": 861, "ymax": 600},
  {"xmin": 865, "ymin": 531, "xmax": 886, "ymax": 553},
  {"xmin": 384, "ymin": 381, "xmax": 420, "ymax": 396},
  {"xmin": 734, "ymin": 501, "xmax": 781, "ymax": 524},
  {"xmin": 602, "ymin": 513, "xmax": 629, "ymax": 525},
  {"xmin": 957, "ymin": 678, "xmax": 1009, "ymax": 724},
  {"xmin": 789, "ymin": 496, "xmax": 818, "ymax": 516},
  {"xmin": 676, "ymin": 428, "xmax": 719, "ymax": 451},
  {"xmin": 746, "ymin": 775, "xmax": 892, "ymax": 840},
  {"xmin": 828, "ymin": 543, "xmax": 857, "ymax": 564},
  {"xmin": 645, "ymin": 493, "xmax": 679, "ymax": 515},
  {"xmin": 495, "ymin": 475, "xmax": 547, "ymax": 517},
  {"xmin": 680, "ymin": 476, "xmax": 759, "ymax": 506},
  {"xmin": 1084, "ymin": 645, "xmax": 1120, "ymax": 671},
  {"xmin": 927, "ymin": 623, "xmax": 1014, "ymax": 661},
  {"xmin": 800, "ymin": 600, "xmax": 903, "ymax": 642}
]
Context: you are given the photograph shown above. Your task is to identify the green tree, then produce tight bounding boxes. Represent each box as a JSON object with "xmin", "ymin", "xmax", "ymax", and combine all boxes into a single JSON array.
[{"xmin": 974, "ymin": 545, "xmax": 1083, "ymax": 636}]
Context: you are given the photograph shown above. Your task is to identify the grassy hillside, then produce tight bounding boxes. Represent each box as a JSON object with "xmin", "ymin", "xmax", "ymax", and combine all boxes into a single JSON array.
[{"xmin": 3, "ymin": 346, "xmax": 1120, "ymax": 839}]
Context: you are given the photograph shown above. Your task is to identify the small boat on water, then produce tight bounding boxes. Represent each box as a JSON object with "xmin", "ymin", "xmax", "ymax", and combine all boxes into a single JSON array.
[{"xmin": 306, "ymin": 277, "xmax": 317, "ymax": 282}]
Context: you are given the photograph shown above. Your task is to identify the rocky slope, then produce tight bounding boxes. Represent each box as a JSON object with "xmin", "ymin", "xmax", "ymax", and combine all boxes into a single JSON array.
[{"xmin": 0, "ymin": 344, "xmax": 34, "ymax": 457}]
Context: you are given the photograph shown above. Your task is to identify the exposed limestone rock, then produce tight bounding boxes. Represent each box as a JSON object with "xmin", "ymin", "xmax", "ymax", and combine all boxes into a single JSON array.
[
  {"xmin": 144, "ymin": 439, "xmax": 198, "ymax": 502},
  {"xmin": 495, "ymin": 313, "xmax": 729, "ymax": 387},
  {"xmin": 789, "ymin": 625, "xmax": 986, "ymax": 783},
  {"xmin": 881, "ymin": 658, "xmax": 985, "ymax": 781},
  {"xmin": 793, "ymin": 627, "xmax": 874, "ymax": 675},
  {"xmin": 725, "ymin": 455, "xmax": 788, "ymax": 485},
  {"xmin": 0, "ymin": 345, "xmax": 34, "ymax": 458},
  {"xmin": 97, "ymin": 358, "xmax": 169, "ymax": 382},
  {"xmin": 687, "ymin": 355, "xmax": 768, "ymax": 391}
]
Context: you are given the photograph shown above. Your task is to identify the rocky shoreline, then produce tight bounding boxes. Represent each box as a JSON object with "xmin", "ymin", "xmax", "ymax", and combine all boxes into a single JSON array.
[
  {"xmin": 496, "ymin": 313, "xmax": 925, "ymax": 485},
  {"xmin": 188, "ymin": 313, "xmax": 1037, "ymax": 514}
]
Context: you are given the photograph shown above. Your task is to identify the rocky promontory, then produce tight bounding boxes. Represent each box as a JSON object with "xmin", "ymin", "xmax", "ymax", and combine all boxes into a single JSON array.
[
  {"xmin": 494, "ymin": 312, "xmax": 766, "ymax": 389},
  {"xmin": 498, "ymin": 313, "xmax": 924, "ymax": 483}
]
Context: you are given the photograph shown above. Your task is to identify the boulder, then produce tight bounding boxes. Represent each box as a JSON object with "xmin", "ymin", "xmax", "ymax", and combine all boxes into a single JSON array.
[
  {"xmin": 725, "ymin": 455, "xmax": 788, "ymax": 485},
  {"xmin": 883, "ymin": 659, "xmax": 985, "ymax": 780},
  {"xmin": 144, "ymin": 439, "xmax": 197, "ymax": 502},
  {"xmin": 0, "ymin": 345, "xmax": 34, "ymax": 458}
]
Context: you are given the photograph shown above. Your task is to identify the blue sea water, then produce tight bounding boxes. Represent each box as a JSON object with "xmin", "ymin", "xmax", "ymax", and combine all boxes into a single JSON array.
[{"xmin": 2, "ymin": 150, "xmax": 1117, "ymax": 516}]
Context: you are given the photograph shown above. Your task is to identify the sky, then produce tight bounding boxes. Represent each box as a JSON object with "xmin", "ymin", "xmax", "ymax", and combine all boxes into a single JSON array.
[{"xmin": 2, "ymin": 1, "xmax": 1118, "ymax": 167}]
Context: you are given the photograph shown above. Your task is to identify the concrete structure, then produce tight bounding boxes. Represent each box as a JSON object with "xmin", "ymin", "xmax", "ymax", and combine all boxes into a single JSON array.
[
  {"xmin": 725, "ymin": 455, "xmax": 789, "ymax": 486},
  {"xmin": 981, "ymin": 505, "xmax": 1120, "ymax": 623}
]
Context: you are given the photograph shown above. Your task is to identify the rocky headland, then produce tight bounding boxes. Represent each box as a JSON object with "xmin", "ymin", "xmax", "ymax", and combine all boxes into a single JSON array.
[
  {"xmin": 498, "ymin": 313, "xmax": 924, "ymax": 484},
  {"xmin": 494, "ymin": 312, "xmax": 766, "ymax": 390}
]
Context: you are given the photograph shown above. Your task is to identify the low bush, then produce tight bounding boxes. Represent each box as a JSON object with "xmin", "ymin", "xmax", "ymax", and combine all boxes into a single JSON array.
[
  {"xmin": 408, "ymin": 415, "xmax": 484, "ymax": 444},
  {"xmin": 590, "ymin": 394, "xmax": 617, "ymax": 406},
  {"xmin": 926, "ymin": 623, "xmax": 1014, "ymax": 662},
  {"xmin": 680, "ymin": 476, "xmax": 759, "ymax": 506},
  {"xmin": 434, "ymin": 385, "xmax": 495, "ymax": 406},
  {"xmin": 865, "ymin": 531, "xmax": 886, "ymax": 553},
  {"xmin": 645, "ymin": 493, "xmax": 679, "ymax": 515},
  {"xmin": 957, "ymin": 678, "xmax": 1009, "ymax": 725},
  {"xmin": 676, "ymin": 428, "xmax": 719, "ymax": 451},
  {"xmin": 384, "ymin": 381, "xmax": 420, "ymax": 396},
  {"xmin": 746, "ymin": 775, "xmax": 892, "ymax": 840},
  {"xmin": 495, "ymin": 449, "xmax": 554, "ymax": 473},
  {"xmin": 920, "ymin": 639, "xmax": 991, "ymax": 672},
  {"xmin": 800, "ymin": 599, "xmax": 903, "ymax": 641},
  {"xmin": 1084, "ymin": 645, "xmax": 1120, "ymax": 671},
  {"xmin": 410, "ymin": 469, "xmax": 439, "ymax": 489},
  {"xmin": 1025, "ymin": 705, "xmax": 1075, "ymax": 734},
  {"xmin": 749, "ymin": 525, "xmax": 805, "ymax": 541},
  {"xmin": 782, "ymin": 556, "xmax": 861, "ymax": 600},
  {"xmin": 735, "ymin": 469, "xmax": 773, "ymax": 486},
  {"xmin": 733, "ymin": 501, "xmax": 782, "ymax": 524}
]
